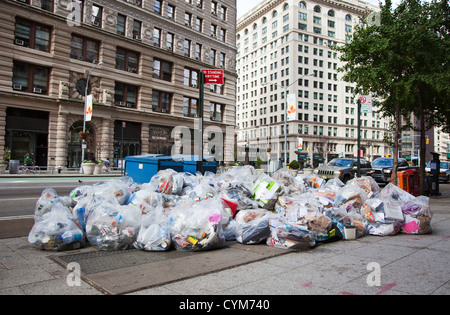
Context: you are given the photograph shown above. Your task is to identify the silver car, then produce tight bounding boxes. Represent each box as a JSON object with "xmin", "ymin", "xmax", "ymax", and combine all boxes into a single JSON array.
[{"xmin": 313, "ymin": 158, "xmax": 372, "ymax": 183}]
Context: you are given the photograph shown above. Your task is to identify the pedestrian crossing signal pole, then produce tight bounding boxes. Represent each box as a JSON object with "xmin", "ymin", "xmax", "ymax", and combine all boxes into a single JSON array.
[{"xmin": 198, "ymin": 71, "xmax": 205, "ymax": 174}]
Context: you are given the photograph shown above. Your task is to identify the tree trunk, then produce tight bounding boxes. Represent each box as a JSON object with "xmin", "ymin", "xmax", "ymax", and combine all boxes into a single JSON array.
[
  {"xmin": 417, "ymin": 83, "xmax": 426, "ymax": 195},
  {"xmin": 392, "ymin": 101, "xmax": 401, "ymax": 186}
]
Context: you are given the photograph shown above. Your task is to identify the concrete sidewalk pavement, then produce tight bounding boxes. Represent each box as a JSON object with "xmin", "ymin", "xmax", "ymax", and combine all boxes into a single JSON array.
[{"xmin": 1, "ymin": 186, "xmax": 449, "ymax": 295}]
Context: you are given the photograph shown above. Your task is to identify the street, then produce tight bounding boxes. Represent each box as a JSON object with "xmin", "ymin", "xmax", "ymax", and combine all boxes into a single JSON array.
[{"xmin": 0, "ymin": 177, "xmax": 117, "ymax": 218}]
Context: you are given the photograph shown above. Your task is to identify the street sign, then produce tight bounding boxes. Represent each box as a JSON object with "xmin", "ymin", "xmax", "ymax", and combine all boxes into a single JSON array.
[
  {"xmin": 359, "ymin": 95, "xmax": 372, "ymax": 114},
  {"xmin": 201, "ymin": 69, "xmax": 224, "ymax": 85}
]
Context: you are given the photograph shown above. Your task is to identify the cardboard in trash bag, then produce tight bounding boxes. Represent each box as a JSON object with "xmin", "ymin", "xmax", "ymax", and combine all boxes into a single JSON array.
[
  {"xmin": 252, "ymin": 174, "xmax": 283, "ymax": 210},
  {"xmin": 267, "ymin": 218, "xmax": 315, "ymax": 250}
]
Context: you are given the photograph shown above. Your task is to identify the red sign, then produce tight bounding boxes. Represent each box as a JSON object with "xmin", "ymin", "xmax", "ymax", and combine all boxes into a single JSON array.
[{"xmin": 201, "ymin": 69, "xmax": 224, "ymax": 85}]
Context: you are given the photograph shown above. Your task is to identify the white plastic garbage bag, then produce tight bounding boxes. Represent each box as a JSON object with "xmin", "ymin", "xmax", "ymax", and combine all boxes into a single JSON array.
[
  {"xmin": 28, "ymin": 202, "xmax": 85, "ymax": 251},
  {"xmin": 170, "ymin": 197, "xmax": 226, "ymax": 251},
  {"xmin": 134, "ymin": 207, "xmax": 171, "ymax": 251}
]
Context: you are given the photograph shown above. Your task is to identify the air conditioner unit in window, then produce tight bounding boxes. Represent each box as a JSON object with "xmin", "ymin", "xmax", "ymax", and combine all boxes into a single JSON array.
[
  {"xmin": 33, "ymin": 87, "xmax": 42, "ymax": 94},
  {"xmin": 15, "ymin": 39, "xmax": 25, "ymax": 46},
  {"xmin": 127, "ymin": 67, "xmax": 136, "ymax": 73},
  {"xmin": 126, "ymin": 103, "xmax": 134, "ymax": 108},
  {"xmin": 92, "ymin": 21, "xmax": 100, "ymax": 27},
  {"xmin": 133, "ymin": 35, "xmax": 142, "ymax": 40},
  {"xmin": 191, "ymin": 84, "xmax": 198, "ymax": 88},
  {"xmin": 161, "ymin": 109, "xmax": 168, "ymax": 113},
  {"xmin": 13, "ymin": 84, "xmax": 22, "ymax": 90},
  {"xmin": 117, "ymin": 101, "xmax": 126, "ymax": 107}
]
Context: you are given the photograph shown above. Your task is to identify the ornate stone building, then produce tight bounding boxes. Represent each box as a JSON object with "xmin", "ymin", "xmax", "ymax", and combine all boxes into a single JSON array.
[{"xmin": 0, "ymin": 0, "xmax": 237, "ymax": 169}]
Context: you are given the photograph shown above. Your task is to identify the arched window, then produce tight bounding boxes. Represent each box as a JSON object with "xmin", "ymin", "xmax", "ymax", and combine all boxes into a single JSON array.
[
  {"xmin": 262, "ymin": 17, "xmax": 267, "ymax": 24},
  {"xmin": 283, "ymin": 3, "xmax": 289, "ymax": 11},
  {"xmin": 299, "ymin": 1, "xmax": 306, "ymax": 10},
  {"xmin": 328, "ymin": 10, "xmax": 335, "ymax": 17},
  {"xmin": 253, "ymin": 23, "xmax": 258, "ymax": 30},
  {"xmin": 272, "ymin": 10, "xmax": 278, "ymax": 18},
  {"xmin": 314, "ymin": 5, "xmax": 321, "ymax": 13},
  {"xmin": 345, "ymin": 14, "xmax": 352, "ymax": 22}
]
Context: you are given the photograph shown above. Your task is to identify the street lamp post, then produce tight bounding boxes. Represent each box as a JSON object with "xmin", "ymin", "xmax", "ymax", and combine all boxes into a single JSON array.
[
  {"xmin": 263, "ymin": 74, "xmax": 314, "ymax": 168},
  {"xmin": 81, "ymin": 61, "xmax": 103, "ymax": 172}
]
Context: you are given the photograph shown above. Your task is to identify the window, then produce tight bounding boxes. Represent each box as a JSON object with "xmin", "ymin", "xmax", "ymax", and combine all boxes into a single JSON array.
[
  {"xmin": 13, "ymin": 62, "xmax": 49, "ymax": 94},
  {"xmin": 154, "ymin": 0, "xmax": 162, "ymax": 15},
  {"xmin": 167, "ymin": 5, "xmax": 175, "ymax": 19},
  {"xmin": 153, "ymin": 28, "xmax": 161, "ymax": 47},
  {"xmin": 167, "ymin": 33, "xmax": 174, "ymax": 51},
  {"xmin": 114, "ymin": 82, "xmax": 138, "ymax": 108},
  {"xmin": 116, "ymin": 48, "xmax": 139, "ymax": 73},
  {"xmin": 184, "ymin": 12, "xmax": 192, "ymax": 26},
  {"xmin": 14, "ymin": 18, "xmax": 51, "ymax": 52},
  {"xmin": 184, "ymin": 39, "xmax": 191, "ymax": 57},
  {"xmin": 91, "ymin": 4, "xmax": 102, "ymax": 27},
  {"xmin": 195, "ymin": 17, "xmax": 203, "ymax": 32},
  {"xmin": 152, "ymin": 90, "xmax": 171, "ymax": 113},
  {"xmin": 117, "ymin": 14, "xmax": 126, "ymax": 36},
  {"xmin": 220, "ymin": 6, "xmax": 227, "ymax": 20},
  {"xmin": 211, "ymin": 24, "xmax": 217, "ymax": 37},
  {"xmin": 210, "ymin": 102, "xmax": 223, "ymax": 121},
  {"xmin": 194, "ymin": 43, "xmax": 202, "ymax": 60},
  {"xmin": 210, "ymin": 49, "xmax": 216, "ymax": 65},
  {"xmin": 219, "ymin": 28, "xmax": 226, "ymax": 42},
  {"xmin": 184, "ymin": 68, "xmax": 199, "ymax": 88},
  {"xmin": 133, "ymin": 20, "xmax": 142, "ymax": 39},
  {"xmin": 183, "ymin": 97, "xmax": 198, "ymax": 117},
  {"xmin": 211, "ymin": 1, "xmax": 217, "ymax": 15},
  {"xmin": 153, "ymin": 59, "xmax": 172, "ymax": 81},
  {"xmin": 70, "ymin": 34, "xmax": 99, "ymax": 63},
  {"xmin": 219, "ymin": 53, "xmax": 225, "ymax": 67},
  {"xmin": 314, "ymin": 5, "xmax": 321, "ymax": 13},
  {"xmin": 41, "ymin": 0, "xmax": 53, "ymax": 12}
]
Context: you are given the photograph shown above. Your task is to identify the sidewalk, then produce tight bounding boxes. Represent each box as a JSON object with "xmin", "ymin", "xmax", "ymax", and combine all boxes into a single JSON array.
[{"xmin": 1, "ymin": 186, "xmax": 449, "ymax": 295}]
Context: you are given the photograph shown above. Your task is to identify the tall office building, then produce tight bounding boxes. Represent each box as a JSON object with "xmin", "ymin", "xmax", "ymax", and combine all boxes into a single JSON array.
[
  {"xmin": 0, "ymin": 0, "xmax": 237, "ymax": 170},
  {"xmin": 236, "ymin": 0, "xmax": 392, "ymax": 167}
]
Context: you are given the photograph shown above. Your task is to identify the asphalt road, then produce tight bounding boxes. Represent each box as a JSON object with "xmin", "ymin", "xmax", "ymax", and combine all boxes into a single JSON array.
[{"xmin": 0, "ymin": 177, "xmax": 115, "ymax": 218}]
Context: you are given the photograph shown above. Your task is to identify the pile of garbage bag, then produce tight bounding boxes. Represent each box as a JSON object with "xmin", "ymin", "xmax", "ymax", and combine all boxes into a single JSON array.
[{"xmin": 28, "ymin": 166, "xmax": 433, "ymax": 252}]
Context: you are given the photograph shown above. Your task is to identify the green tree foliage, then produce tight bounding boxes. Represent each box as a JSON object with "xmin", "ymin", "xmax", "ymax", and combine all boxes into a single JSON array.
[{"xmin": 336, "ymin": 0, "xmax": 449, "ymax": 193}]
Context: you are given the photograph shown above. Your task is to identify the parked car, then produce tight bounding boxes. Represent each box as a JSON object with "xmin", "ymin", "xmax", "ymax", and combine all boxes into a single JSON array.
[
  {"xmin": 426, "ymin": 160, "xmax": 450, "ymax": 184},
  {"xmin": 368, "ymin": 157, "xmax": 409, "ymax": 184},
  {"xmin": 313, "ymin": 158, "xmax": 372, "ymax": 183}
]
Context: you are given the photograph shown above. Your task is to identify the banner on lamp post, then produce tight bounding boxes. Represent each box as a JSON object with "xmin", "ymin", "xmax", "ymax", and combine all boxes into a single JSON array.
[
  {"xmin": 297, "ymin": 137, "xmax": 303, "ymax": 151},
  {"xmin": 85, "ymin": 95, "xmax": 93, "ymax": 122},
  {"xmin": 287, "ymin": 93, "xmax": 297, "ymax": 121}
]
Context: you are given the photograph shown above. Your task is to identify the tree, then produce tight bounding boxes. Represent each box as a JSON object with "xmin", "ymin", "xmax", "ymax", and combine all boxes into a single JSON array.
[{"xmin": 337, "ymin": 0, "xmax": 449, "ymax": 194}]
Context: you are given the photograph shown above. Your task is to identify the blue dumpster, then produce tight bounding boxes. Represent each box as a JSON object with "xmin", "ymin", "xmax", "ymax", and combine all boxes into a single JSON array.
[
  {"xmin": 125, "ymin": 154, "xmax": 216, "ymax": 184},
  {"xmin": 125, "ymin": 155, "xmax": 182, "ymax": 184},
  {"xmin": 171, "ymin": 155, "xmax": 217, "ymax": 174}
]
